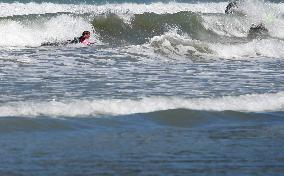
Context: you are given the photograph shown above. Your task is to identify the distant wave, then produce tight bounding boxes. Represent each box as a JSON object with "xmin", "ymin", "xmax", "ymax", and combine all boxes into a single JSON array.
[
  {"xmin": 0, "ymin": 92, "xmax": 283, "ymax": 117},
  {"xmin": 0, "ymin": 1, "xmax": 283, "ymax": 18},
  {"xmin": 0, "ymin": 2, "xmax": 227, "ymax": 17}
]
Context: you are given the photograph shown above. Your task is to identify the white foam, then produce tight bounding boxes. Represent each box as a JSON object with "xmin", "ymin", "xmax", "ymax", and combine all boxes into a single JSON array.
[
  {"xmin": 1, "ymin": 1, "xmax": 283, "ymax": 18},
  {"xmin": 0, "ymin": 2, "xmax": 228, "ymax": 17},
  {"xmin": 0, "ymin": 15, "xmax": 93, "ymax": 47},
  {"xmin": 237, "ymin": 0, "xmax": 284, "ymax": 38},
  {"xmin": 239, "ymin": 0, "xmax": 281, "ymax": 23},
  {"xmin": 201, "ymin": 0, "xmax": 284, "ymax": 38},
  {"xmin": 0, "ymin": 92, "xmax": 283, "ymax": 117},
  {"xmin": 202, "ymin": 15, "xmax": 250, "ymax": 37},
  {"xmin": 146, "ymin": 31, "xmax": 284, "ymax": 59},
  {"xmin": 210, "ymin": 38, "xmax": 284, "ymax": 59},
  {"xmin": 149, "ymin": 30, "xmax": 213, "ymax": 59},
  {"xmin": 140, "ymin": 2, "xmax": 284, "ymax": 60}
]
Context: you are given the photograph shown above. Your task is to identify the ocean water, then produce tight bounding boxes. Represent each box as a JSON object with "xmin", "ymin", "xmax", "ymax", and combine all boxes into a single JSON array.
[{"xmin": 0, "ymin": 0, "xmax": 284, "ymax": 175}]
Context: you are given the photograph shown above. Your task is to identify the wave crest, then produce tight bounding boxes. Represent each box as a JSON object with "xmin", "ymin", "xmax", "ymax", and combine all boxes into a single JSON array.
[
  {"xmin": 92, "ymin": 11, "xmax": 217, "ymax": 44},
  {"xmin": 0, "ymin": 92, "xmax": 283, "ymax": 117}
]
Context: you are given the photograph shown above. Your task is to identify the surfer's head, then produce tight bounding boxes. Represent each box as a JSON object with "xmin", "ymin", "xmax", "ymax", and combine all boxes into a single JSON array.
[
  {"xmin": 82, "ymin": 31, "xmax": 91, "ymax": 39},
  {"xmin": 79, "ymin": 31, "xmax": 91, "ymax": 43}
]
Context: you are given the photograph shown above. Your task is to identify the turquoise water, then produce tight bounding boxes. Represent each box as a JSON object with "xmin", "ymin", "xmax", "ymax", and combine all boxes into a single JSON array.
[{"xmin": 0, "ymin": 0, "xmax": 284, "ymax": 175}]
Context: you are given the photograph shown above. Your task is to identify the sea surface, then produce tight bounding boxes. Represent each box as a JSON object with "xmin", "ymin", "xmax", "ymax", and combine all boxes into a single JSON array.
[{"xmin": 0, "ymin": 0, "xmax": 284, "ymax": 175}]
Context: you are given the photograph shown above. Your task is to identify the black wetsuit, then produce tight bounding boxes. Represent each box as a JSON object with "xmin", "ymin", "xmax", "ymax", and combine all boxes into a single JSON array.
[
  {"xmin": 70, "ymin": 37, "xmax": 82, "ymax": 44},
  {"xmin": 41, "ymin": 36, "xmax": 83, "ymax": 46},
  {"xmin": 225, "ymin": 1, "xmax": 238, "ymax": 14}
]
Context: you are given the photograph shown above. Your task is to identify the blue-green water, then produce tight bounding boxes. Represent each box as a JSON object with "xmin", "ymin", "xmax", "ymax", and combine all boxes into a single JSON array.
[{"xmin": 0, "ymin": 0, "xmax": 284, "ymax": 175}]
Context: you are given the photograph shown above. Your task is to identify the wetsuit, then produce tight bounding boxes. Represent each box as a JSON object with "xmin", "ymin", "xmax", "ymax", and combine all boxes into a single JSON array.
[{"xmin": 41, "ymin": 36, "xmax": 93, "ymax": 46}]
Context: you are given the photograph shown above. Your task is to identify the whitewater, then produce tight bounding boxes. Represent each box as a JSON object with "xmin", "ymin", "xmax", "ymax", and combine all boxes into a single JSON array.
[{"xmin": 0, "ymin": 0, "xmax": 283, "ymax": 175}]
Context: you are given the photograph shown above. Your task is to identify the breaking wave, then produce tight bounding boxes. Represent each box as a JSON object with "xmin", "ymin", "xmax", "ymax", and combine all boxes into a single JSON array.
[
  {"xmin": 92, "ymin": 11, "xmax": 220, "ymax": 44},
  {"xmin": 0, "ymin": 2, "xmax": 227, "ymax": 17},
  {"xmin": 0, "ymin": 1, "xmax": 283, "ymax": 59},
  {"xmin": 0, "ymin": 92, "xmax": 283, "ymax": 117},
  {"xmin": 147, "ymin": 31, "xmax": 284, "ymax": 59}
]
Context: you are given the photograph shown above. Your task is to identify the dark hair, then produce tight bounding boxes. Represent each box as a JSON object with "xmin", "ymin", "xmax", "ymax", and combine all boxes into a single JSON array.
[
  {"xmin": 82, "ymin": 31, "xmax": 90, "ymax": 36},
  {"xmin": 79, "ymin": 31, "xmax": 91, "ymax": 42}
]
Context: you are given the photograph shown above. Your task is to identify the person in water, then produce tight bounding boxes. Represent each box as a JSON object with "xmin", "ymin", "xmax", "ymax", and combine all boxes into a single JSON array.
[
  {"xmin": 41, "ymin": 31, "xmax": 95, "ymax": 46},
  {"xmin": 225, "ymin": 1, "xmax": 269, "ymax": 38},
  {"xmin": 71, "ymin": 31, "xmax": 94, "ymax": 45},
  {"xmin": 225, "ymin": 0, "xmax": 242, "ymax": 14}
]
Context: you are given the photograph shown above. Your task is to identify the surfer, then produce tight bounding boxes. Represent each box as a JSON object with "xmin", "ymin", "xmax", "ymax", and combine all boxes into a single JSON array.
[
  {"xmin": 70, "ymin": 31, "xmax": 94, "ymax": 45},
  {"xmin": 225, "ymin": 0, "xmax": 240, "ymax": 14},
  {"xmin": 41, "ymin": 31, "xmax": 94, "ymax": 46},
  {"xmin": 225, "ymin": 1, "xmax": 269, "ymax": 39}
]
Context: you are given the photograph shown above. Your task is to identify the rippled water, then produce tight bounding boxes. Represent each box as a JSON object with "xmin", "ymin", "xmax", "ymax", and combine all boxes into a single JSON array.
[
  {"xmin": 0, "ymin": 44, "xmax": 283, "ymax": 175},
  {"xmin": 1, "ymin": 46, "xmax": 283, "ymax": 102}
]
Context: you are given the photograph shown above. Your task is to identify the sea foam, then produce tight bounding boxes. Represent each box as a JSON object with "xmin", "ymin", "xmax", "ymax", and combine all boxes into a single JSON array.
[
  {"xmin": 0, "ymin": 15, "xmax": 93, "ymax": 47},
  {"xmin": 0, "ymin": 92, "xmax": 283, "ymax": 117},
  {"xmin": 0, "ymin": 2, "xmax": 227, "ymax": 17}
]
